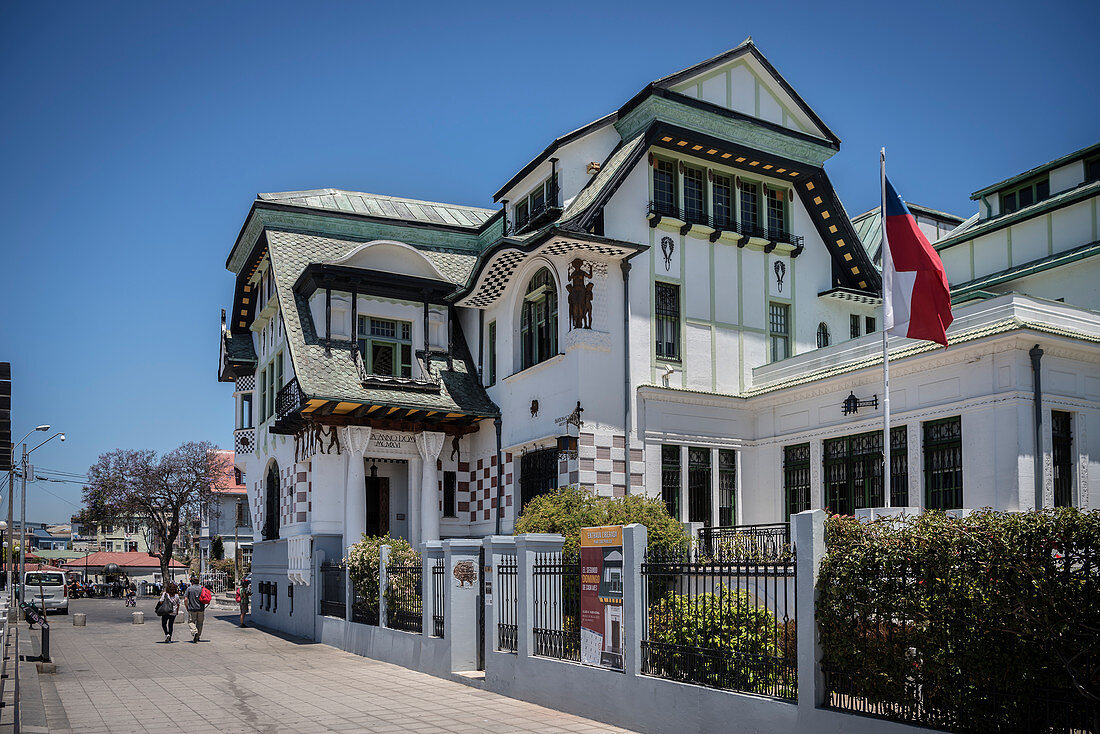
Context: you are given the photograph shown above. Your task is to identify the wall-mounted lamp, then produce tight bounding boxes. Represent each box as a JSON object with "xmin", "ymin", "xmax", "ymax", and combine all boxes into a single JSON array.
[{"xmin": 842, "ymin": 391, "xmax": 879, "ymax": 416}]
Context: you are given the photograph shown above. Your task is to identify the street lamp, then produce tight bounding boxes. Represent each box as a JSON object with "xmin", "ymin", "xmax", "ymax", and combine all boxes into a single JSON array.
[
  {"xmin": 7, "ymin": 425, "xmax": 49, "ymax": 606},
  {"xmin": 15, "ymin": 428, "xmax": 65, "ymax": 610}
]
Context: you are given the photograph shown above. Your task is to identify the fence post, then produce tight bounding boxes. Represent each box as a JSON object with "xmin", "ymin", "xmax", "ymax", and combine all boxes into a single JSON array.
[
  {"xmin": 483, "ymin": 535, "xmax": 516, "ymax": 663},
  {"xmin": 514, "ymin": 533, "xmax": 565, "ymax": 659},
  {"xmin": 622, "ymin": 523, "xmax": 647, "ymax": 679},
  {"xmin": 442, "ymin": 539, "xmax": 482, "ymax": 671},
  {"xmin": 378, "ymin": 544, "xmax": 390, "ymax": 628},
  {"xmin": 422, "ymin": 541, "xmax": 443, "ymax": 636},
  {"xmin": 793, "ymin": 509, "xmax": 826, "ymax": 712}
]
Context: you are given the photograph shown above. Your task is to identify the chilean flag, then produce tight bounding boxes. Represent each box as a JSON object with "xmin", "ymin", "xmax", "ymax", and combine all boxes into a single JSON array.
[{"xmin": 882, "ymin": 177, "xmax": 953, "ymax": 346}]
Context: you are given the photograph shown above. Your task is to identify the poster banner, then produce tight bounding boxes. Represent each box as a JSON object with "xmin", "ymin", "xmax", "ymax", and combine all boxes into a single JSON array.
[{"xmin": 579, "ymin": 525, "xmax": 624, "ymax": 670}]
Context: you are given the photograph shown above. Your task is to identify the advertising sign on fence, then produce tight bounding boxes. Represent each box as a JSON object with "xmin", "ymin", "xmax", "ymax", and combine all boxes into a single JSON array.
[{"xmin": 579, "ymin": 525, "xmax": 624, "ymax": 670}]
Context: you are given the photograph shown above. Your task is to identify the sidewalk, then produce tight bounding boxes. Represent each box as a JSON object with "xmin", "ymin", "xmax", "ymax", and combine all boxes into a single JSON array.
[{"xmin": 38, "ymin": 598, "xmax": 639, "ymax": 733}]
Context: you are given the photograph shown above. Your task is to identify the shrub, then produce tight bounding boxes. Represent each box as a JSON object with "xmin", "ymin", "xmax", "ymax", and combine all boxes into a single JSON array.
[
  {"xmin": 514, "ymin": 485, "xmax": 689, "ymax": 557},
  {"xmin": 210, "ymin": 535, "xmax": 224, "ymax": 561},
  {"xmin": 648, "ymin": 585, "xmax": 792, "ymax": 694},
  {"xmin": 818, "ymin": 508, "xmax": 1100, "ymax": 732},
  {"xmin": 346, "ymin": 535, "xmax": 420, "ymax": 610}
]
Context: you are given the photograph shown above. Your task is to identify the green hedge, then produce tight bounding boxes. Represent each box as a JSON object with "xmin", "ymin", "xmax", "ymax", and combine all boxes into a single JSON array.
[
  {"xmin": 346, "ymin": 534, "xmax": 420, "ymax": 611},
  {"xmin": 514, "ymin": 485, "xmax": 689, "ymax": 557},
  {"xmin": 818, "ymin": 509, "xmax": 1100, "ymax": 732}
]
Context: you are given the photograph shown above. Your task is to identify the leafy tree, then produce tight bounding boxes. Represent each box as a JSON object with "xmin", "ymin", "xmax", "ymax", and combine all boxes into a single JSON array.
[
  {"xmin": 211, "ymin": 535, "xmax": 225, "ymax": 561},
  {"xmin": 514, "ymin": 485, "xmax": 689, "ymax": 556},
  {"xmin": 84, "ymin": 441, "xmax": 230, "ymax": 582},
  {"xmin": 346, "ymin": 534, "xmax": 419, "ymax": 614}
]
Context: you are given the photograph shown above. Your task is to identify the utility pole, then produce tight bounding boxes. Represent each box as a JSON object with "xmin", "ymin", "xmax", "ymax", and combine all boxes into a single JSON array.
[
  {"xmin": 19, "ymin": 443, "xmax": 26, "ymax": 602},
  {"xmin": 234, "ymin": 500, "xmax": 242, "ymax": 584}
]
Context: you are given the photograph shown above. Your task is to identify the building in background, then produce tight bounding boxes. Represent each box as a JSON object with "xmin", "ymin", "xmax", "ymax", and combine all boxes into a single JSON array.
[
  {"xmin": 216, "ymin": 39, "xmax": 1099, "ymax": 637},
  {"xmin": 197, "ymin": 449, "xmax": 252, "ymax": 573}
]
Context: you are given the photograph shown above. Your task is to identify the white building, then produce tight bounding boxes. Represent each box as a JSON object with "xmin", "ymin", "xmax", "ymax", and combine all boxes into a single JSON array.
[
  {"xmin": 197, "ymin": 449, "xmax": 253, "ymax": 573},
  {"xmin": 217, "ymin": 40, "xmax": 1100, "ymax": 635}
]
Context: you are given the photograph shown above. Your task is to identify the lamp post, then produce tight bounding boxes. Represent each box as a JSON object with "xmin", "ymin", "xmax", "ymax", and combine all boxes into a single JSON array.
[
  {"xmin": 9, "ymin": 425, "xmax": 49, "ymax": 607},
  {"xmin": 18, "ymin": 428, "xmax": 65, "ymax": 609}
]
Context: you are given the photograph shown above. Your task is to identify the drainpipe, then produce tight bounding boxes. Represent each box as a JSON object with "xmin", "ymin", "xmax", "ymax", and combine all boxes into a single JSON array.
[
  {"xmin": 550, "ymin": 158, "xmax": 559, "ymax": 206},
  {"xmin": 1029, "ymin": 344, "xmax": 1044, "ymax": 509},
  {"xmin": 494, "ymin": 418, "xmax": 504, "ymax": 535},
  {"xmin": 324, "ymin": 286, "xmax": 332, "ymax": 356},
  {"xmin": 478, "ymin": 309, "xmax": 484, "ymax": 382},
  {"xmin": 621, "ymin": 259, "xmax": 633, "ymax": 494}
]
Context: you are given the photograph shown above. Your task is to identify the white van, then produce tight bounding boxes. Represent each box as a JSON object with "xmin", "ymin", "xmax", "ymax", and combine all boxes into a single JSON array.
[{"xmin": 23, "ymin": 570, "xmax": 69, "ymax": 614}]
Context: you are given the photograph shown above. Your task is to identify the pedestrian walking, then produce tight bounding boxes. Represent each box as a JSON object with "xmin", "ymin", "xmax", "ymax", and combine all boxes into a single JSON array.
[
  {"xmin": 184, "ymin": 575, "xmax": 212, "ymax": 642},
  {"xmin": 237, "ymin": 579, "xmax": 251, "ymax": 627},
  {"xmin": 155, "ymin": 582, "xmax": 182, "ymax": 642}
]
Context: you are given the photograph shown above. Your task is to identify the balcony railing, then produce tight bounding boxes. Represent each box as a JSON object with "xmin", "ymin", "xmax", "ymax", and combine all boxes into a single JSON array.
[
  {"xmin": 275, "ymin": 378, "xmax": 305, "ymax": 422},
  {"xmin": 696, "ymin": 523, "xmax": 793, "ymax": 561},
  {"xmin": 647, "ymin": 201, "xmax": 804, "ymax": 249},
  {"xmin": 509, "ymin": 198, "xmax": 561, "ymax": 236}
]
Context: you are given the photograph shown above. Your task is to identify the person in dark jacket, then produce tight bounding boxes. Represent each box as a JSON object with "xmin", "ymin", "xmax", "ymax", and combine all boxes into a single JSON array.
[{"xmin": 183, "ymin": 576, "xmax": 208, "ymax": 642}]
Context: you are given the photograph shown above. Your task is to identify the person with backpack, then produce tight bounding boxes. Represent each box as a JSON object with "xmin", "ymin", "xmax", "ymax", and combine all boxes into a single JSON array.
[
  {"xmin": 236, "ymin": 579, "xmax": 251, "ymax": 627},
  {"xmin": 184, "ymin": 576, "xmax": 212, "ymax": 642},
  {"xmin": 155, "ymin": 582, "xmax": 182, "ymax": 642}
]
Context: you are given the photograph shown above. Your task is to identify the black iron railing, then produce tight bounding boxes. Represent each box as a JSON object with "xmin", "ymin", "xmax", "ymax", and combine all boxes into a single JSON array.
[
  {"xmin": 825, "ymin": 672, "xmax": 1099, "ymax": 734},
  {"xmin": 350, "ymin": 579, "xmax": 379, "ymax": 626},
  {"xmin": 646, "ymin": 202, "xmax": 804, "ymax": 248},
  {"xmin": 641, "ymin": 549, "xmax": 797, "ymax": 700},
  {"xmin": 497, "ymin": 555, "xmax": 518, "ymax": 653},
  {"xmin": 431, "ymin": 558, "xmax": 445, "ymax": 638},
  {"xmin": 696, "ymin": 523, "xmax": 792, "ymax": 562},
  {"xmin": 319, "ymin": 562, "xmax": 346, "ymax": 619},
  {"xmin": 532, "ymin": 552, "xmax": 580, "ymax": 662},
  {"xmin": 275, "ymin": 378, "xmax": 305, "ymax": 421},
  {"xmin": 385, "ymin": 563, "xmax": 423, "ymax": 633}
]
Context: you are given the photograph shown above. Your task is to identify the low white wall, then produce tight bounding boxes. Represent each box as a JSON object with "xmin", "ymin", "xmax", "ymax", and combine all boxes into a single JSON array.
[{"xmin": 320, "ymin": 616, "xmax": 453, "ymax": 678}]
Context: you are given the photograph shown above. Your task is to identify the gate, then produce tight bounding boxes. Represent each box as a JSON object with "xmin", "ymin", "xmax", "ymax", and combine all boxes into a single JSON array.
[{"xmin": 476, "ymin": 546, "xmax": 486, "ymax": 671}]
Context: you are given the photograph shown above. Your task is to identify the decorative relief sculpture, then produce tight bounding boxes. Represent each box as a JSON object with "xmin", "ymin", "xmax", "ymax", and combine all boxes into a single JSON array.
[
  {"xmin": 774, "ymin": 260, "xmax": 786, "ymax": 293},
  {"xmin": 566, "ymin": 257, "xmax": 594, "ymax": 330},
  {"xmin": 294, "ymin": 423, "xmax": 343, "ymax": 462},
  {"xmin": 661, "ymin": 236, "xmax": 675, "ymax": 271},
  {"xmin": 452, "ymin": 560, "xmax": 477, "ymax": 587}
]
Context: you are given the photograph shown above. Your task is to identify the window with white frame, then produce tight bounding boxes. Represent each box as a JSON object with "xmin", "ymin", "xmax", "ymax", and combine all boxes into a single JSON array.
[{"xmin": 358, "ymin": 317, "xmax": 413, "ymax": 378}]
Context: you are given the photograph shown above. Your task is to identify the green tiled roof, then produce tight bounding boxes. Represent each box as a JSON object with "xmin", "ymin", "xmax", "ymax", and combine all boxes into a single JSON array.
[
  {"xmin": 258, "ymin": 189, "xmax": 496, "ymax": 229},
  {"xmin": 223, "ymin": 328, "xmax": 257, "ymax": 364},
  {"xmin": 265, "ymin": 229, "xmax": 497, "ymax": 416}
]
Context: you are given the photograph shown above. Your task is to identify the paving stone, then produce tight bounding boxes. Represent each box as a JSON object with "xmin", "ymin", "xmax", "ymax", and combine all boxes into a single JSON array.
[{"xmin": 39, "ymin": 598, "xmax": 638, "ymax": 733}]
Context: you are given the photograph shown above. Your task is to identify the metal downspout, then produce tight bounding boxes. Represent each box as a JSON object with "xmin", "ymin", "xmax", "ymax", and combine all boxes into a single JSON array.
[
  {"xmin": 494, "ymin": 417, "xmax": 504, "ymax": 535},
  {"xmin": 621, "ymin": 259, "xmax": 633, "ymax": 494},
  {"xmin": 1029, "ymin": 344, "xmax": 1044, "ymax": 509}
]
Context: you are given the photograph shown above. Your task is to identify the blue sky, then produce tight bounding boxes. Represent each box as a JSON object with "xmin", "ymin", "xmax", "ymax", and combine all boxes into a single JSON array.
[{"xmin": 1, "ymin": 0, "xmax": 1097, "ymax": 523}]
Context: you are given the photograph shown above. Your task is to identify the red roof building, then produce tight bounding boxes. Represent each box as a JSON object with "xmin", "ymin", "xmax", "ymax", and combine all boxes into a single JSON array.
[{"xmin": 61, "ymin": 551, "xmax": 185, "ymax": 571}]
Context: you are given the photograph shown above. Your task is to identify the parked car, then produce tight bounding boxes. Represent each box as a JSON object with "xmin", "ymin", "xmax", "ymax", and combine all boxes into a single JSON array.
[{"xmin": 22, "ymin": 570, "xmax": 69, "ymax": 614}]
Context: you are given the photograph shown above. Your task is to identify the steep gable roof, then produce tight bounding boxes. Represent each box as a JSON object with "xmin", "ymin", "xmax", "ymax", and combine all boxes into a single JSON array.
[{"xmin": 258, "ymin": 189, "xmax": 495, "ymax": 229}]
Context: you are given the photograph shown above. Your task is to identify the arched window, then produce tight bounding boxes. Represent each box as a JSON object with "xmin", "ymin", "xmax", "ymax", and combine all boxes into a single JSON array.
[
  {"xmin": 817, "ymin": 322, "xmax": 831, "ymax": 349},
  {"xmin": 263, "ymin": 461, "xmax": 280, "ymax": 541},
  {"xmin": 520, "ymin": 267, "xmax": 558, "ymax": 369}
]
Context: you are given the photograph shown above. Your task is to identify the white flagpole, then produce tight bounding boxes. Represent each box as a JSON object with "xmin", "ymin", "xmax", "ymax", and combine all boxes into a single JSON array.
[{"xmin": 881, "ymin": 148, "xmax": 892, "ymax": 509}]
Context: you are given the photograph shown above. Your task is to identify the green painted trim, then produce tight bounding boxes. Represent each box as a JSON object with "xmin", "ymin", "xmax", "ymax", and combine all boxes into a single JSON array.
[
  {"xmin": 937, "ymin": 181, "xmax": 1100, "ymax": 251},
  {"xmin": 1048, "ymin": 214, "xmax": 1054, "ymax": 256},
  {"xmin": 969, "ymin": 242, "xmax": 975, "ymax": 281},
  {"xmin": 950, "ymin": 239, "xmax": 1100, "ymax": 302},
  {"xmin": 1006, "ymin": 227, "xmax": 1013, "ymax": 266},
  {"xmin": 1093, "ymin": 197, "xmax": 1098, "ymax": 242}
]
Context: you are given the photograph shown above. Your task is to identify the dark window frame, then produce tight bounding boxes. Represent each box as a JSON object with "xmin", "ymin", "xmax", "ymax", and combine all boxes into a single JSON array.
[
  {"xmin": 923, "ymin": 417, "xmax": 963, "ymax": 510},
  {"xmin": 519, "ymin": 447, "xmax": 558, "ymax": 511},
  {"xmin": 783, "ymin": 443, "xmax": 811, "ymax": 521},
  {"xmin": 823, "ymin": 427, "xmax": 908, "ymax": 515},
  {"xmin": 654, "ymin": 281, "xmax": 681, "ymax": 362},
  {"xmin": 687, "ymin": 447, "xmax": 712, "ymax": 525},
  {"xmin": 817, "ymin": 322, "xmax": 830, "ymax": 348},
  {"xmin": 683, "ymin": 165, "xmax": 706, "ymax": 224},
  {"xmin": 652, "ymin": 158, "xmax": 678, "ymax": 217},
  {"xmin": 661, "ymin": 444, "xmax": 681, "ymax": 520},
  {"xmin": 520, "ymin": 268, "xmax": 559, "ymax": 370},
  {"xmin": 718, "ymin": 449, "xmax": 736, "ymax": 527},
  {"xmin": 769, "ymin": 302, "xmax": 790, "ymax": 362},
  {"xmin": 442, "ymin": 470, "xmax": 458, "ymax": 518},
  {"xmin": 1000, "ymin": 175, "xmax": 1050, "ymax": 215},
  {"xmin": 487, "ymin": 321, "xmax": 497, "ymax": 386},
  {"xmin": 1052, "ymin": 410, "xmax": 1073, "ymax": 507}
]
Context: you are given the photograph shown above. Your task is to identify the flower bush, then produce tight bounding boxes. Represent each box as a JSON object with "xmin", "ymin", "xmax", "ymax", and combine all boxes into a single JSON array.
[
  {"xmin": 346, "ymin": 534, "xmax": 420, "ymax": 612},
  {"xmin": 818, "ymin": 508, "xmax": 1100, "ymax": 732},
  {"xmin": 514, "ymin": 485, "xmax": 689, "ymax": 557}
]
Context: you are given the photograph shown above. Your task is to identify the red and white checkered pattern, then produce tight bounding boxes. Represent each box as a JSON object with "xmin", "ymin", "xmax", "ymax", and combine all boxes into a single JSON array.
[
  {"xmin": 465, "ymin": 452, "xmax": 515, "ymax": 525},
  {"xmin": 577, "ymin": 432, "xmax": 644, "ymax": 498}
]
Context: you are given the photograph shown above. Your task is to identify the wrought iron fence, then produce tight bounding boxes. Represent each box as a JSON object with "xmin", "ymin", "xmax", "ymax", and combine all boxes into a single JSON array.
[
  {"xmin": 431, "ymin": 558, "xmax": 445, "ymax": 638},
  {"xmin": 696, "ymin": 523, "xmax": 792, "ymax": 562},
  {"xmin": 319, "ymin": 562, "xmax": 346, "ymax": 619},
  {"xmin": 385, "ymin": 563, "xmax": 423, "ymax": 633},
  {"xmin": 275, "ymin": 378, "xmax": 304, "ymax": 421},
  {"xmin": 532, "ymin": 552, "xmax": 580, "ymax": 662},
  {"xmin": 641, "ymin": 547, "xmax": 797, "ymax": 700},
  {"xmin": 496, "ymin": 554, "xmax": 518, "ymax": 653},
  {"xmin": 350, "ymin": 584, "xmax": 379, "ymax": 626}
]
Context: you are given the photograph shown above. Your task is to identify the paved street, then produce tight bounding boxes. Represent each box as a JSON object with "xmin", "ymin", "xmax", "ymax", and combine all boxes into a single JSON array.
[{"xmin": 36, "ymin": 598, "xmax": 639, "ymax": 734}]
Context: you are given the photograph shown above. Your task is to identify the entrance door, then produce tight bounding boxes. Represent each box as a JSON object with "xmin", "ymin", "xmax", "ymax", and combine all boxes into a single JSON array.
[{"xmin": 365, "ymin": 476, "xmax": 390, "ymax": 537}]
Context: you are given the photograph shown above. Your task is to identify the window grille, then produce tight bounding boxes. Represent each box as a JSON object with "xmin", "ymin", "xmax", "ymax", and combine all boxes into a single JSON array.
[
  {"xmin": 660, "ymin": 445, "xmax": 680, "ymax": 520},
  {"xmin": 850, "ymin": 314, "xmax": 861, "ymax": 339},
  {"xmin": 718, "ymin": 449, "xmax": 736, "ymax": 527},
  {"xmin": 1052, "ymin": 411, "xmax": 1073, "ymax": 507},
  {"xmin": 817, "ymin": 322, "xmax": 830, "ymax": 348},
  {"xmin": 654, "ymin": 282, "xmax": 681, "ymax": 361},
  {"xmin": 520, "ymin": 447, "xmax": 558, "ymax": 510},
  {"xmin": 865, "ymin": 316, "xmax": 876, "ymax": 334},
  {"xmin": 687, "ymin": 447, "xmax": 711, "ymax": 525},
  {"xmin": 769, "ymin": 303, "xmax": 790, "ymax": 362},
  {"xmin": 923, "ymin": 417, "xmax": 963, "ymax": 510},
  {"xmin": 823, "ymin": 427, "xmax": 908, "ymax": 515},
  {"xmin": 783, "ymin": 443, "xmax": 811, "ymax": 520}
]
